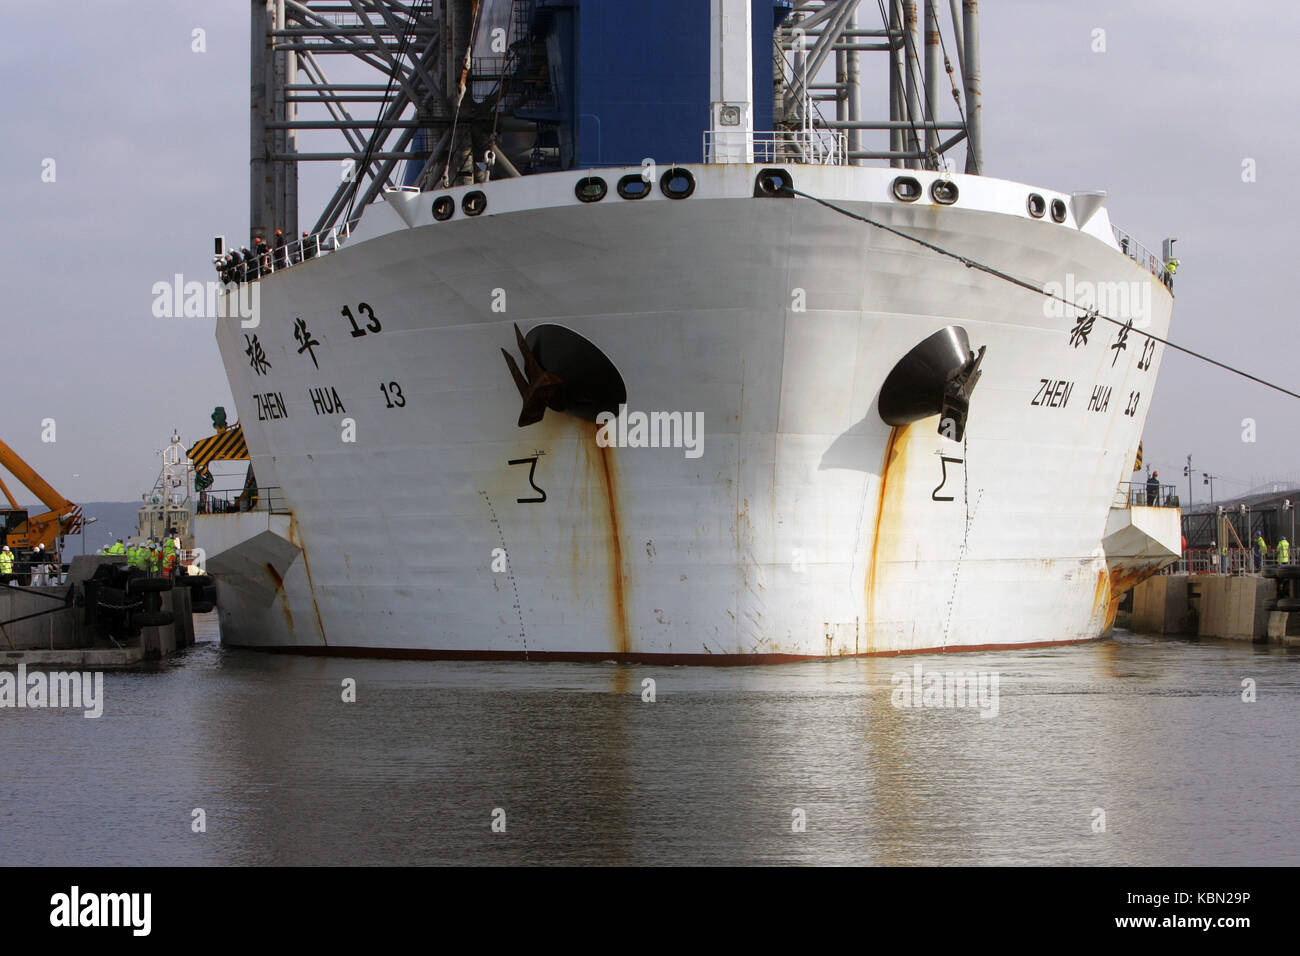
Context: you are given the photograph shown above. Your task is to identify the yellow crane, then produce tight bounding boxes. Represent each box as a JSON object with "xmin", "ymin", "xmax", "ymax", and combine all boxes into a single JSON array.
[{"xmin": 0, "ymin": 437, "xmax": 84, "ymax": 552}]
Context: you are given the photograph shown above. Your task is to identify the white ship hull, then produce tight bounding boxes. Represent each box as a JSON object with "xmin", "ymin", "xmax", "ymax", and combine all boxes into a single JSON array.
[{"xmin": 198, "ymin": 163, "xmax": 1179, "ymax": 661}]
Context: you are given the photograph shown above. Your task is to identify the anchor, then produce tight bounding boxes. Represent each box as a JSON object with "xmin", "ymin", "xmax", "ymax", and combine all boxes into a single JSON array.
[
  {"xmin": 939, "ymin": 345, "xmax": 986, "ymax": 443},
  {"xmin": 501, "ymin": 322, "xmax": 564, "ymax": 427}
]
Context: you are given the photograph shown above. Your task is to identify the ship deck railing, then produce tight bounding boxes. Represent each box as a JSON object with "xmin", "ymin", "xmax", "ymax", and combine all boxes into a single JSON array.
[
  {"xmin": 1163, "ymin": 548, "xmax": 1292, "ymax": 575},
  {"xmin": 1111, "ymin": 224, "xmax": 1171, "ymax": 285},
  {"xmin": 216, "ymin": 219, "xmax": 361, "ymax": 285},
  {"xmin": 1116, "ymin": 481, "xmax": 1180, "ymax": 509},
  {"xmin": 702, "ymin": 129, "xmax": 847, "ymax": 165},
  {"xmin": 196, "ymin": 486, "xmax": 290, "ymax": 516}
]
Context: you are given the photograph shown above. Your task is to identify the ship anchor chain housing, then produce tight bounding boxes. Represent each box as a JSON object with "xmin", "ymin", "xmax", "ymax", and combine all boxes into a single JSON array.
[{"xmin": 877, "ymin": 326, "xmax": 986, "ymax": 442}]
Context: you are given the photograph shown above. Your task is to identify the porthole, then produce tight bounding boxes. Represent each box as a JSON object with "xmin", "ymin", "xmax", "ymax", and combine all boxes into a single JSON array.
[
  {"xmin": 432, "ymin": 196, "xmax": 455, "ymax": 221},
  {"xmin": 462, "ymin": 190, "xmax": 487, "ymax": 216},
  {"xmin": 1050, "ymin": 198, "xmax": 1067, "ymax": 223},
  {"xmin": 930, "ymin": 179, "xmax": 958, "ymax": 205},
  {"xmin": 575, "ymin": 177, "xmax": 608, "ymax": 203},
  {"xmin": 892, "ymin": 176, "xmax": 922, "ymax": 202},
  {"xmin": 659, "ymin": 167, "xmax": 696, "ymax": 199},
  {"xmin": 1026, "ymin": 193, "xmax": 1046, "ymax": 218},
  {"xmin": 616, "ymin": 174, "xmax": 652, "ymax": 199}
]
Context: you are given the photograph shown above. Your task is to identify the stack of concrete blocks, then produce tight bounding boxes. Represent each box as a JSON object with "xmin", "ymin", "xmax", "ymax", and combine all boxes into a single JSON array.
[{"xmin": 1129, "ymin": 573, "xmax": 1296, "ymax": 643}]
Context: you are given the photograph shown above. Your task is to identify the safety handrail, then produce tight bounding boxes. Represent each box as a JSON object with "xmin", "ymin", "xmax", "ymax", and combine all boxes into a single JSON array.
[
  {"xmin": 195, "ymin": 485, "xmax": 290, "ymax": 515},
  {"xmin": 1117, "ymin": 481, "xmax": 1180, "ymax": 508},
  {"xmin": 214, "ymin": 219, "xmax": 361, "ymax": 285},
  {"xmin": 1163, "ymin": 547, "xmax": 1293, "ymax": 575},
  {"xmin": 1111, "ymin": 224, "xmax": 1167, "ymax": 282},
  {"xmin": 703, "ymin": 129, "xmax": 847, "ymax": 165}
]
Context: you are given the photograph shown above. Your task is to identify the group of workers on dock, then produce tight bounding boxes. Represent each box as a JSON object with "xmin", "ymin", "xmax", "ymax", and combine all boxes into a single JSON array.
[
  {"xmin": 0, "ymin": 543, "xmax": 60, "ymax": 586},
  {"xmin": 98, "ymin": 535, "xmax": 184, "ymax": 578},
  {"xmin": 1181, "ymin": 534, "xmax": 1291, "ymax": 575},
  {"xmin": 216, "ymin": 228, "xmax": 320, "ymax": 284},
  {"xmin": 0, "ymin": 533, "xmax": 191, "ymax": 588}
]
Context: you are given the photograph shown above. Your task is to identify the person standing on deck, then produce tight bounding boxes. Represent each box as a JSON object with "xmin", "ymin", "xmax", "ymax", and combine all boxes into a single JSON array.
[
  {"xmin": 0, "ymin": 545, "xmax": 13, "ymax": 584},
  {"xmin": 29, "ymin": 544, "xmax": 46, "ymax": 585},
  {"xmin": 273, "ymin": 229, "xmax": 287, "ymax": 270},
  {"xmin": 1164, "ymin": 257, "xmax": 1179, "ymax": 289},
  {"xmin": 1256, "ymin": 532, "xmax": 1268, "ymax": 572},
  {"xmin": 1146, "ymin": 470, "xmax": 1160, "ymax": 507},
  {"xmin": 1278, "ymin": 537, "xmax": 1290, "ymax": 565}
]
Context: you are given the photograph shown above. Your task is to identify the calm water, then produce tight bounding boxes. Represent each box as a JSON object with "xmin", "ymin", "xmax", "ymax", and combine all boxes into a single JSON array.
[{"xmin": 2, "ymin": 617, "xmax": 1297, "ymax": 865}]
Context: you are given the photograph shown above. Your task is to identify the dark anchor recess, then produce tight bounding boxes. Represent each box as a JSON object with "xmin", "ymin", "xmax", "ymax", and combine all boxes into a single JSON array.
[
  {"xmin": 878, "ymin": 325, "xmax": 987, "ymax": 442},
  {"xmin": 501, "ymin": 323, "xmax": 628, "ymax": 428}
]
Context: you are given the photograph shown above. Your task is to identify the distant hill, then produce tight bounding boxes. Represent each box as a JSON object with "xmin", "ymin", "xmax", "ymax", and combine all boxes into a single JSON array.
[{"xmin": 69, "ymin": 501, "xmax": 146, "ymax": 553}]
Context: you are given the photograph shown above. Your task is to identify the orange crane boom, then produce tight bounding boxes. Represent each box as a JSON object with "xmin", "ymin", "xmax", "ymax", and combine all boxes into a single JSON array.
[{"xmin": 0, "ymin": 437, "xmax": 84, "ymax": 552}]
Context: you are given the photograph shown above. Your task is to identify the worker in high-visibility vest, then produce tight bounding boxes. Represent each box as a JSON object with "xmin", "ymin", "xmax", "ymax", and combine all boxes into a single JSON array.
[
  {"xmin": 0, "ymin": 545, "xmax": 13, "ymax": 580},
  {"xmin": 1279, "ymin": 537, "xmax": 1291, "ymax": 565},
  {"xmin": 1256, "ymin": 532, "xmax": 1268, "ymax": 572},
  {"xmin": 161, "ymin": 547, "xmax": 176, "ymax": 578},
  {"xmin": 106, "ymin": 539, "xmax": 125, "ymax": 555},
  {"xmin": 147, "ymin": 545, "xmax": 160, "ymax": 574}
]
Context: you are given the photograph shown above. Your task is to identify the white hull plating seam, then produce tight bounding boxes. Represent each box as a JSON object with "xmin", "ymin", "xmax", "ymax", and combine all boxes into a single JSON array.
[{"xmin": 199, "ymin": 163, "xmax": 1177, "ymax": 661}]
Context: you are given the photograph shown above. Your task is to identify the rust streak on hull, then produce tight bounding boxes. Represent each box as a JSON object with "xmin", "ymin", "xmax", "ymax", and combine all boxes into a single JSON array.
[
  {"xmin": 265, "ymin": 561, "xmax": 294, "ymax": 632},
  {"xmin": 287, "ymin": 512, "xmax": 328, "ymax": 646},
  {"xmin": 1092, "ymin": 567, "xmax": 1110, "ymax": 621},
  {"xmin": 588, "ymin": 424, "xmax": 631, "ymax": 657},
  {"xmin": 865, "ymin": 424, "xmax": 909, "ymax": 651}
]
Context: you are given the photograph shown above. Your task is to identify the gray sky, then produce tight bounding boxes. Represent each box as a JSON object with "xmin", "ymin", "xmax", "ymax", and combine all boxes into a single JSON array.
[{"xmin": 2, "ymin": 0, "xmax": 1295, "ymax": 506}]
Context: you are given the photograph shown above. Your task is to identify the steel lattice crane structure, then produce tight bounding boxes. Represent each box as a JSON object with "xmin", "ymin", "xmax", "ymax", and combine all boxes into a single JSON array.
[
  {"xmin": 251, "ymin": 0, "xmax": 449, "ymax": 240},
  {"xmin": 779, "ymin": 0, "xmax": 981, "ymax": 170},
  {"xmin": 249, "ymin": 1, "xmax": 983, "ymax": 240}
]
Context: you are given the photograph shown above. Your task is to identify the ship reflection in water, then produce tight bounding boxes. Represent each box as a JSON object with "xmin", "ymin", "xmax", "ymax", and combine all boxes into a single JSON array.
[{"xmin": 5, "ymin": 616, "xmax": 1297, "ymax": 866}]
